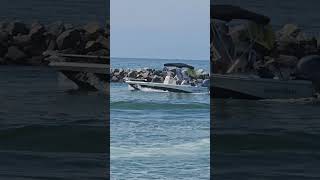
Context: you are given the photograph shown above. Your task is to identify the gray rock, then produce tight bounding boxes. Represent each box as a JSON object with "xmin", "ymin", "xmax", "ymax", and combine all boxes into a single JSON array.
[
  {"xmin": 13, "ymin": 34, "xmax": 31, "ymax": 46},
  {"xmin": 56, "ymin": 29, "xmax": 81, "ymax": 50},
  {"xmin": 154, "ymin": 70, "xmax": 163, "ymax": 76},
  {"xmin": 0, "ymin": 21, "xmax": 9, "ymax": 31},
  {"xmin": 151, "ymin": 75, "xmax": 163, "ymax": 83},
  {"xmin": 46, "ymin": 21, "xmax": 65, "ymax": 37},
  {"xmin": 96, "ymin": 35, "xmax": 109, "ymax": 49},
  {"xmin": 0, "ymin": 57, "xmax": 5, "ymax": 65},
  {"xmin": 64, "ymin": 23, "xmax": 74, "ymax": 30},
  {"xmin": 23, "ymin": 41, "xmax": 47, "ymax": 56},
  {"xmin": 29, "ymin": 22, "xmax": 46, "ymax": 40},
  {"xmin": 6, "ymin": 21, "xmax": 29, "ymax": 36},
  {"xmin": 111, "ymin": 76, "xmax": 119, "ymax": 82},
  {"xmin": 0, "ymin": 43, "xmax": 7, "ymax": 57},
  {"xmin": 5, "ymin": 46, "xmax": 27, "ymax": 63},
  {"xmin": 0, "ymin": 31, "xmax": 9, "ymax": 42},
  {"xmin": 85, "ymin": 41, "xmax": 102, "ymax": 52},
  {"xmin": 127, "ymin": 71, "xmax": 137, "ymax": 78},
  {"xmin": 46, "ymin": 39, "xmax": 57, "ymax": 51},
  {"xmin": 27, "ymin": 55, "xmax": 43, "ymax": 65},
  {"xmin": 142, "ymin": 71, "xmax": 150, "ymax": 79},
  {"xmin": 83, "ymin": 22, "xmax": 103, "ymax": 35}
]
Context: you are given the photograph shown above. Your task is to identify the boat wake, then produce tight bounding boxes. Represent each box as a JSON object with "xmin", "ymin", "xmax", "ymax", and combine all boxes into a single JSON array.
[{"xmin": 111, "ymin": 138, "xmax": 209, "ymax": 159}]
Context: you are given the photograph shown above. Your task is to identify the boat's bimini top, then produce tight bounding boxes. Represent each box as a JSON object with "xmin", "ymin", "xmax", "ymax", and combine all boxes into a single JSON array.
[
  {"xmin": 164, "ymin": 63, "xmax": 194, "ymax": 69},
  {"xmin": 210, "ymin": 5, "xmax": 270, "ymax": 25}
]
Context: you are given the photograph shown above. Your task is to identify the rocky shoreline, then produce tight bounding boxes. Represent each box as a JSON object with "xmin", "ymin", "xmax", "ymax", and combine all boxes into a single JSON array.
[
  {"xmin": 110, "ymin": 68, "xmax": 210, "ymax": 83},
  {"xmin": 0, "ymin": 20, "xmax": 109, "ymax": 65},
  {"xmin": 212, "ymin": 22, "xmax": 320, "ymax": 80}
]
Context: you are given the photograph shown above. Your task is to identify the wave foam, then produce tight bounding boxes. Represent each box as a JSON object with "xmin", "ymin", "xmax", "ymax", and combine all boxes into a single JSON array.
[{"xmin": 111, "ymin": 138, "xmax": 209, "ymax": 159}]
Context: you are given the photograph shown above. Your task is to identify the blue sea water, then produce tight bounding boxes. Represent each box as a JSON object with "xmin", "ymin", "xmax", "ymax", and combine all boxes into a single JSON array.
[
  {"xmin": 111, "ymin": 57, "xmax": 210, "ymax": 71},
  {"xmin": 0, "ymin": 66, "xmax": 108, "ymax": 179},
  {"xmin": 0, "ymin": 0, "xmax": 107, "ymax": 24},
  {"xmin": 110, "ymin": 58, "xmax": 210, "ymax": 179}
]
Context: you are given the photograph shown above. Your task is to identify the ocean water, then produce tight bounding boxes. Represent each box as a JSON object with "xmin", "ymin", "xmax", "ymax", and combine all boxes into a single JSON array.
[
  {"xmin": 0, "ymin": 0, "xmax": 108, "ymax": 24},
  {"xmin": 0, "ymin": 66, "xmax": 108, "ymax": 179},
  {"xmin": 212, "ymin": 99, "xmax": 320, "ymax": 179},
  {"xmin": 111, "ymin": 57, "xmax": 210, "ymax": 71},
  {"xmin": 110, "ymin": 58, "xmax": 210, "ymax": 179},
  {"xmin": 212, "ymin": 1, "xmax": 320, "ymax": 179}
]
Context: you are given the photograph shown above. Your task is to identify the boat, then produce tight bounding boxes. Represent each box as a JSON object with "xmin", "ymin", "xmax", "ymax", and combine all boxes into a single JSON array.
[
  {"xmin": 45, "ymin": 51, "xmax": 109, "ymax": 92},
  {"xmin": 211, "ymin": 74, "xmax": 314, "ymax": 99},
  {"xmin": 210, "ymin": 5, "xmax": 315, "ymax": 99},
  {"xmin": 125, "ymin": 63, "xmax": 209, "ymax": 93}
]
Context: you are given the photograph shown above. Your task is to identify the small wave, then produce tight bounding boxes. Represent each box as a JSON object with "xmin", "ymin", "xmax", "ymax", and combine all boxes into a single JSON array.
[
  {"xmin": 111, "ymin": 138, "xmax": 209, "ymax": 159},
  {"xmin": 111, "ymin": 101, "xmax": 209, "ymax": 110},
  {"xmin": 261, "ymin": 97, "xmax": 320, "ymax": 105},
  {"xmin": 0, "ymin": 125, "xmax": 107, "ymax": 153},
  {"xmin": 130, "ymin": 86, "xmax": 209, "ymax": 95},
  {"xmin": 214, "ymin": 132, "xmax": 320, "ymax": 152}
]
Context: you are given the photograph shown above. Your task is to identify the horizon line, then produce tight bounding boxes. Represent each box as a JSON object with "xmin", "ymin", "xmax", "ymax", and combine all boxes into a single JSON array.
[{"xmin": 110, "ymin": 56, "xmax": 209, "ymax": 61}]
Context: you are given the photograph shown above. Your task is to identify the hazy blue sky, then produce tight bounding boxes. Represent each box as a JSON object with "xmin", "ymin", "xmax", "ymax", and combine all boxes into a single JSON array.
[{"xmin": 111, "ymin": 0, "xmax": 210, "ymax": 60}]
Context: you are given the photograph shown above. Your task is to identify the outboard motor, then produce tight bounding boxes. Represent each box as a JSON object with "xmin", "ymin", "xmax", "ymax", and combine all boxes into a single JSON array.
[{"xmin": 297, "ymin": 55, "xmax": 320, "ymax": 92}]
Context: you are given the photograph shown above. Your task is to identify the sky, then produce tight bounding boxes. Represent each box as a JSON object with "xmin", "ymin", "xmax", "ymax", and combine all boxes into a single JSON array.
[{"xmin": 110, "ymin": 0, "xmax": 210, "ymax": 60}]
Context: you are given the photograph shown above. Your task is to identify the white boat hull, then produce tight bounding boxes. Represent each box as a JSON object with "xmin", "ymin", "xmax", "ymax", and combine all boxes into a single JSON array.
[
  {"xmin": 126, "ymin": 80, "xmax": 208, "ymax": 93},
  {"xmin": 211, "ymin": 74, "xmax": 315, "ymax": 99}
]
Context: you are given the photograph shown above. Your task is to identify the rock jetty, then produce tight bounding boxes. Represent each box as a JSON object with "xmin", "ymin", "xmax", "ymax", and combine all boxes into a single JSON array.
[
  {"xmin": 110, "ymin": 68, "xmax": 210, "ymax": 83},
  {"xmin": 0, "ymin": 20, "xmax": 109, "ymax": 65},
  {"xmin": 211, "ymin": 22, "xmax": 320, "ymax": 80}
]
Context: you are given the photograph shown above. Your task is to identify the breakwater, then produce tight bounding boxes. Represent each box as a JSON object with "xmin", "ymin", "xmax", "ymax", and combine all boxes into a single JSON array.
[
  {"xmin": 110, "ymin": 67, "xmax": 210, "ymax": 83},
  {"xmin": 212, "ymin": 21, "xmax": 320, "ymax": 79},
  {"xmin": 0, "ymin": 20, "xmax": 109, "ymax": 65}
]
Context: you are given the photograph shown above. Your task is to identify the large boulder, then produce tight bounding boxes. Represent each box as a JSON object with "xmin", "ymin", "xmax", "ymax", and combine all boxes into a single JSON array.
[
  {"xmin": 46, "ymin": 21, "xmax": 65, "ymax": 37},
  {"xmin": 26, "ymin": 55, "xmax": 44, "ymax": 65},
  {"xmin": 0, "ymin": 43, "xmax": 7, "ymax": 57},
  {"xmin": 23, "ymin": 39, "xmax": 47, "ymax": 56},
  {"xmin": 6, "ymin": 21, "xmax": 29, "ymax": 36},
  {"xmin": 151, "ymin": 75, "xmax": 163, "ymax": 83},
  {"xmin": 0, "ymin": 31, "xmax": 9, "ymax": 42},
  {"xmin": 83, "ymin": 22, "xmax": 103, "ymax": 38},
  {"xmin": 142, "ymin": 71, "xmax": 150, "ymax": 79},
  {"xmin": 85, "ymin": 40, "xmax": 102, "ymax": 53},
  {"xmin": 111, "ymin": 76, "xmax": 119, "ymax": 82},
  {"xmin": 46, "ymin": 39, "xmax": 57, "ymax": 51},
  {"xmin": 5, "ymin": 46, "xmax": 27, "ymax": 63},
  {"xmin": 0, "ymin": 21, "xmax": 9, "ymax": 31},
  {"xmin": 64, "ymin": 23, "xmax": 74, "ymax": 30},
  {"xmin": 56, "ymin": 29, "xmax": 81, "ymax": 50},
  {"xmin": 29, "ymin": 22, "xmax": 46, "ymax": 41},
  {"xmin": 96, "ymin": 35, "xmax": 109, "ymax": 49},
  {"xmin": 127, "ymin": 71, "xmax": 137, "ymax": 78},
  {"xmin": 0, "ymin": 57, "xmax": 5, "ymax": 65},
  {"xmin": 13, "ymin": 34, "xmax": 31, "ymax": 47}
]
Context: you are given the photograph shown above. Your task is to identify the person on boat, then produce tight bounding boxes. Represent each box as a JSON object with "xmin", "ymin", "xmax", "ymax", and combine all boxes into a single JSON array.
[
  {"xmin": 174, "ymin": 68, "xmax": 183, "ymax": 84},
  {"xmin": 180, "ymin": 69, "xmax": 191, "ymax": 85}
]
